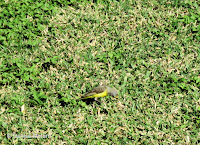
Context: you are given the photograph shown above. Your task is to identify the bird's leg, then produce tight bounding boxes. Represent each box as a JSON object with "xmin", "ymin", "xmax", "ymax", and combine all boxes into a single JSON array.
[{"xmin": 94, "ymin": 98, "xmax": 102, "ymax": 104}]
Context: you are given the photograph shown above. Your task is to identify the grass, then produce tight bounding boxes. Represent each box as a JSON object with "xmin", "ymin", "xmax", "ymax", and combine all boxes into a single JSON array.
[{"xmin": 0, "ymin": 0, "xmax": 200, "ymax": 144}]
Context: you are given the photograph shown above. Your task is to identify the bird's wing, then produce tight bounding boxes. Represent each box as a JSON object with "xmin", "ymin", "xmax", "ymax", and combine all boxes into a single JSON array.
[{"xmin": 82, "ymin": 86, "xmax": 107, "ymax": 97}]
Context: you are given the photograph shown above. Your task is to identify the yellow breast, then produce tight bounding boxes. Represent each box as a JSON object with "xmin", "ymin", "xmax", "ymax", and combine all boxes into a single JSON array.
[
  {"xmin": 93, "ymin": 89, "xmax": 108, "ymax": 98},
  {"xmin": 83, "ymin": 89, "xmax": 108, "ymax": 99}
]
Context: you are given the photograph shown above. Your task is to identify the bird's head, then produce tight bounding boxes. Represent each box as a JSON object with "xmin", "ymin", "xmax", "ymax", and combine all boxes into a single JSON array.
[{"xmin": 107, "ymin": 87, "xmax": 118, "ymax": 98}]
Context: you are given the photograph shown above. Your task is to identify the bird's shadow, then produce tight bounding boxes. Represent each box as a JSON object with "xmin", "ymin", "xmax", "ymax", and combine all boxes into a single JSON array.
[
  {"xmin": 59, "ymin": 98, "xmax": 101, "ymax": 107},
  {"xmin": 80, "ymin": 98, "xmax": 101, "ymax": 105}
]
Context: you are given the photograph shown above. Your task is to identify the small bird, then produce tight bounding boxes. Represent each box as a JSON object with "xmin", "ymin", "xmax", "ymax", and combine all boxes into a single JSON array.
[{"xmin": 78, "ymin": 85, "xmax": 118, "ymax": 100}]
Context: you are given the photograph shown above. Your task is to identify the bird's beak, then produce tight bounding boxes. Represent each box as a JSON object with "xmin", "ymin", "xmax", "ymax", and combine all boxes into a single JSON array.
[{"xmin": 114, "ymin": 96, "xmax": 119, "ymax": 99}]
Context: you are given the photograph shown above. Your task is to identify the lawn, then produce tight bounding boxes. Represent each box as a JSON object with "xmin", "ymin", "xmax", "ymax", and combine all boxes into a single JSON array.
[{"xmin": 0, "ymin": 0, "xmax": 200, "ymax": 144}]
